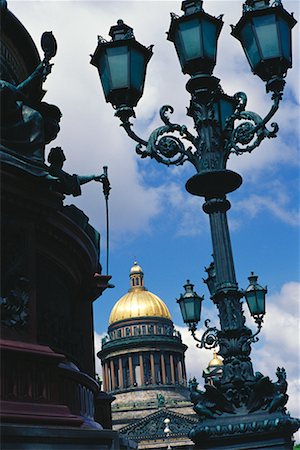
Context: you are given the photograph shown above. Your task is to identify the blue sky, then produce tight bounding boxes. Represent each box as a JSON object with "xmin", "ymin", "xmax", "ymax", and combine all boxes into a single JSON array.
[{"xmin": 10, "ymin": 0, "xmax": 299, "ymax": 439}]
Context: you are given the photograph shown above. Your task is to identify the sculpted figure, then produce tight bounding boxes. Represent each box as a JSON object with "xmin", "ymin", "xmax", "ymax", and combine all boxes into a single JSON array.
[
  {"xmin": 47, "ymin": 147, "xmax": 108, "ymax": 197},
  {"xmin": 1, "ymin": 31, "xmax": 110, "ymax": 198},
  {"xmin": 0, "ymin": 32, "xmax": 61, "ymax": 177},
  {"xmin": 156, "ymin": 393, "xmax": 166, "ymax": 407}
]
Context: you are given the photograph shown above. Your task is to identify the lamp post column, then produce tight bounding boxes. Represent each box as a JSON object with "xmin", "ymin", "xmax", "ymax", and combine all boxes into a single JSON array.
[{"xmin": 202, "ymin": 196, "xmax": 246, "ymax": 332}]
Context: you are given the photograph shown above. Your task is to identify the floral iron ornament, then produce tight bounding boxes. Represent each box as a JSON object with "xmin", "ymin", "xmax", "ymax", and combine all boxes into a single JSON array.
[{"xmin": 115, "ymin": 82, "xmax": 282, "ymax": 171}]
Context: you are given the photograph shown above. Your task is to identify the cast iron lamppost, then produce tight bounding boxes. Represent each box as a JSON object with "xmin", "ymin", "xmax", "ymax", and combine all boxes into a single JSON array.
[{"xmin": 91, "ymin": 1, "xmax": 299, "ymax": 448}]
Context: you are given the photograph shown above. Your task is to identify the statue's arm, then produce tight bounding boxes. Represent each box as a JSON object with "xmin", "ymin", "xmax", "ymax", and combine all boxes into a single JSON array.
[
  {"xmin": 77, "ymin": 174, "xmax": 106, "ymax": 185},
  {"xmin": 16, "ymin": 62, "xmax": 51, "ymax": 96}
]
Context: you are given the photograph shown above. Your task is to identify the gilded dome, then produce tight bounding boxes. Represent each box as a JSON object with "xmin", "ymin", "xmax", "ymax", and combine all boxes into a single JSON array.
[
  {"xmin": 109, "ymin": 262, "xmax": 171, "ymax": 325},
  {"xmin": 208, "ymin": 351, "xmax": 223, "ymax": 367}
]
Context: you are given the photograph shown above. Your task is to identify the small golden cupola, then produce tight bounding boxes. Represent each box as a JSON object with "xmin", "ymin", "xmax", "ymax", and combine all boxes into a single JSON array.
[
  {"xmin": 208, "ymin": 351, "xmax": 223, "ymax": 368},
  {"xmin": 203, "ymin": 351, "xmax": 224, "ymax": 386},
  {"xmin": 129, "ymin": 261, "xmax": 144, "ymax": 289}
]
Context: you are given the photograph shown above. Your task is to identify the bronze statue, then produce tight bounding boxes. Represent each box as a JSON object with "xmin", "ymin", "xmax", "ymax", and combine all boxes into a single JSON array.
[
  {"xmin": 0, "ymin": 32, "xmax": 61, "ymax": 177},
  {"xmin": 48, "ymin": 147, "xmax": 108, "ymax": 197},
  {"xmin": 1, "ymin": 31, "xmax": 109, "ymax": 197}
]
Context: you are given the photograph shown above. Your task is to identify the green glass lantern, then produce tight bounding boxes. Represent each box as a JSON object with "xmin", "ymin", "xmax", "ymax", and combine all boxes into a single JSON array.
[
  {"xmin": 231, "ymin": 0, "xmax": 297, "ymax": 91},
  {"xmin": 177, "ymin": 280, "xmax": 203, "ymax": 325},
  {"xmin": 213, "ymin": 92, "xmax": 237, "ymax": 132},
  {"xmin": 245, "ymin": 272, "xmax": 267, "ymax": 318},
  {"xmin": 91, "ymin": 20, "xmax": 153, "ymax": 109},
  {"xmin": 203, "ymin": 261, "xmax": 216, "ymax": 296},
  {"xmin": 167, "ymin": 0, "xmax": 223, "ymax": 76}
]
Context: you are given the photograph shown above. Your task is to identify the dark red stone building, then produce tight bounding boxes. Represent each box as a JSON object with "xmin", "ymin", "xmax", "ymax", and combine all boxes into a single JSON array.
[{"xmin": 0, "ymin": 2, "xmax": 136, "ymax": 448}]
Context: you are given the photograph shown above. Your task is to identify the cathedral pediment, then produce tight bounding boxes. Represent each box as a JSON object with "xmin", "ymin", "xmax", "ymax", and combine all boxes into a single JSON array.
[{"xmin": 119, "ymin": 408, "xmax": 198, "ymax": 442}]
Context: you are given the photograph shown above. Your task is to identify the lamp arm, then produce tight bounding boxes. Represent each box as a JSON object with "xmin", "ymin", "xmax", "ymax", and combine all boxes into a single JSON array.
[
  {"xmin": 189, "ymin": 319, "xmax": 219, "ymax": 349},
  {"xmin": 115, "ymin": 104, "xmax": 200, "ymax": 170},
  {"xmin": 115, "ymin": 106, "xmax": 148, "ymax": 146},
  {"xmin": 247, "ymin": 316, "xmax": 264, "ymax": 344},
  {"xmin": 121, "ymin": 120, "xmax": 149, "ymax": 147},
  {"xmin": 225, "ymin": 89, "xmax": 283, "ymax": 155}
]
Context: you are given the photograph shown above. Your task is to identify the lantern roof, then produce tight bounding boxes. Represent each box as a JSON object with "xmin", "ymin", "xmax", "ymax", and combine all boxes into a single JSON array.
[{"xmin": 232, "ymin": 2, "xmax": 297, "ymax": 38}]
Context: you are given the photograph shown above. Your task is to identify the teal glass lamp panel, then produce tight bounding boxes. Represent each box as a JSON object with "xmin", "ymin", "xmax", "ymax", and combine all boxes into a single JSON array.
[
  {"xmin": 179, "ymin": 296, "xmax": 202, "ymax": 324},
  {"xmin": 253, "ymin": 15, "xmax": 280, "ymax": 59},
  {"xmin": 239, "ymin": 22, "xmax": 260, "ymax": 72},
  {"xmin": 278, "ymin": 18, "xmax": 291, "ymax": 61},
  {"xmin": 245, "ymin": 291, "xmax": 257, "ymax": 316},
  {"xmin": 219, "ymin": 98, "xmax": 235, "ymax": 131},
  {"xmin": 257, "ymin": 292, "xmax": 266, "ymax": 315},
  {"xmin": 106, "ymin": 46, "xmax": 129, "ymax": 90},
  {"xmin": 193, "ymin": 295, "xmax": 202, "ymax": 322},
  {"xmin": 213, "ymin": 95, "xmax": 236, "ymax": 131},
  {"xmin": 246, "ymin": 291, "xmax": 265, "ymax": 316},
  {"xmin": 130, "ymin": 47, "xmax": 147, "ymax": 92},
  {"xmin": 178, "ymin": 18, "xmax": 203, "ymax": 66},
  {"xmin": 202, "ymin": 18, "xmax": 218, "ymax": 61},
  {"xmin": 98, "ymin": 52, "xmax": 110, "ymax": 100}
]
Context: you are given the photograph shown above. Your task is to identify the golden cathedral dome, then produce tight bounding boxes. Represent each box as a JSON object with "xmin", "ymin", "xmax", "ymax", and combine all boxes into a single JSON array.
[
  {"xmin": 208, "ymin": 351, "xmax": 223, "ymax": 368},
  {"xmin": 109, "ymin": 262, "xmax": 172, "ymax": 325}
]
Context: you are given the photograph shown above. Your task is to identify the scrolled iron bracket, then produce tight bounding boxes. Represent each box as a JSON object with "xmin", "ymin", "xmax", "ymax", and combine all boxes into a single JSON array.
[
  {"xmin": 189, "ymin": 319, "xmax": 219, "ymax": 349},
  {"xmin": 247, "ymin": 315, "xmax": 264, "ymax": 344},
  {"xmin": 115, "ymin": 104, "xmax": 199, "ymax": 169},
  {"xmin": 225, "ymin": 88, "xmax": 283, "ymax": 155}
]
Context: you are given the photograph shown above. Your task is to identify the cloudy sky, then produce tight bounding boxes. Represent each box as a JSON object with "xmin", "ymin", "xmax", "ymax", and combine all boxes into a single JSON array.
[{"xmin": 9, "ymin": 0, "xmax": 299, "ymax": 439}]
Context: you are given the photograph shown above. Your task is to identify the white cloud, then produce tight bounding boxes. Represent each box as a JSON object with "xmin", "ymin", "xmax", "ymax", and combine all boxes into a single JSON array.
[
  {"xmin": 239, "ymin": 193, "xmax": 299, "ymax": 226},
  {"xmin": 231, "ymin": 179, "xmax": 300, "ymax": 228}
]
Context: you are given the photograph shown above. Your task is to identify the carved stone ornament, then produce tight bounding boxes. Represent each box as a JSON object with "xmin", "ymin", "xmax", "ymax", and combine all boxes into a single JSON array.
[
  {"xmin": 0, "ymin": 277, "xmax": 30, "ymax": 327},
  {"xmin": 119, "ymin": 408, "xmax": 198, "ymax": 441}
]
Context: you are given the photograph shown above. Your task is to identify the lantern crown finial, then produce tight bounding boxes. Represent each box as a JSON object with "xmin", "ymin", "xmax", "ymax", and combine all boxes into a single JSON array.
[
  {"xmin": 245, "ymin": 0, "xmax": 270, "ymax": 11},
  {"xmin": 248, "ymin": 271, "xmax": 258, "ymax": 284},
  {"xmin": 109, "ymin": 19, "xmax": 134, "ymax": 41},
  {"xmin": 181, "ymin": 0, "xmax": 203, "ymax": 15}
]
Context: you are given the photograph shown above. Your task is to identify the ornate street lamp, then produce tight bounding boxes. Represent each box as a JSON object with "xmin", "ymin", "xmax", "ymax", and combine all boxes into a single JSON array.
[
  {"xmin": 167, "ymin": 0, "xmax": 223, "ymax": 77},
  {"xmin": 245, "ymin": 271, "xmax": 267, "ymax": 330},
  {"xmin": 90, "ymin": 19, "xmax": 153, "ymax": 110},
  {"xmin": 231, "ymin": 0, "xmax": 297, "ymax": 92},
  {"xmin": 91, "ymin": 0, "xmax": 299, "ymax": 448},
  {"xmin": 176, "ymin": 280, "xmax": 203, "ymax": 330}
]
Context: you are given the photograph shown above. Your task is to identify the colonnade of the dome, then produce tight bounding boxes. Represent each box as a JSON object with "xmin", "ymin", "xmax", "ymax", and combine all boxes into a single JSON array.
[{"xmin": 102, "ymin": 348, "xmax": 187, "ymax": 393}]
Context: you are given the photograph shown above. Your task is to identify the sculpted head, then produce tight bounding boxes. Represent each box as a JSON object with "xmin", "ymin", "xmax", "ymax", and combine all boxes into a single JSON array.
[
  {"xmin": 47, "ymin": 146, "xmax": 66, "ymax": 169},
  {"xmin": 39, "ymin": 102, "xmax": 62, "ymax": 144}
]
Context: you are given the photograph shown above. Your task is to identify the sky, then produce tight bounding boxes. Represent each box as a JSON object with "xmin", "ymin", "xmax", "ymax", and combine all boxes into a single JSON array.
[{"xmin": 9, "ymin": 0, "xmax": 300, "ymax": 440}]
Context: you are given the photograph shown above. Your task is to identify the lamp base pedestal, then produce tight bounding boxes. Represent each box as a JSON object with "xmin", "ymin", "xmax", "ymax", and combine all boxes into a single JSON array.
[
  {"xmin": 190, "ymin": 410, "xmax": 299, "ymax": 450},
  {"xmin": 185, "ymin": 170, "xmax": 242, "ymax": 197}
]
